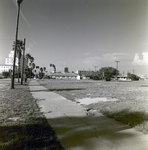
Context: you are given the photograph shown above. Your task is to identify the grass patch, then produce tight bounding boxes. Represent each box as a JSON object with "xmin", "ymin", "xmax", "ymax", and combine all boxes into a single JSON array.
[
  {"xmin": 135, "ymin": 121, "xmax": 148, "ymax": 134},
  {"xmin": 100, "ymin": 109, "xmax": 148, "ymax": 128},
  {"xmin": 0, "ymin": 82, "xmax": 65, "ymax": 150},
  {"xmin": 94, "ymin": 101, "xmax": 148, "ymax": 133},
  {"xmin": 38, "ymin": 79, "xmax": 148, "ymax": 133}
]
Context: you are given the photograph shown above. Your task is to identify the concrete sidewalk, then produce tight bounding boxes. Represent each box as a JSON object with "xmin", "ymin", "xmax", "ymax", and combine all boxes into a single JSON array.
[{"xmin": 29, "ymin": 80, "xmax": 148, "ymax": 150}]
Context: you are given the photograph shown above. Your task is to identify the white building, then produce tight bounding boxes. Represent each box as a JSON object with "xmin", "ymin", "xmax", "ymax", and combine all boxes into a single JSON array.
[
  {"xmin": 0, "ymin": 51, "xmax": 18, "ymax": 74},
  {"xmin": 49, "ymin": 72, "xmax": 78, "ymax": 80}
]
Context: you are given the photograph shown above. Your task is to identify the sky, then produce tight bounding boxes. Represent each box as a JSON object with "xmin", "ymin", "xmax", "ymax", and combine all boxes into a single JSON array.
[{"xmin": 0, "ymin": 0, "xmax": 148, "ymax": 76}]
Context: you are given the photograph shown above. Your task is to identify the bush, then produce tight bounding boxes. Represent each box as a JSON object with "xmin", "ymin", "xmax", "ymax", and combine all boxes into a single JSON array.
[{"xmin": 127, "ymin": 73, "xmax": 140, "ymax": 81}]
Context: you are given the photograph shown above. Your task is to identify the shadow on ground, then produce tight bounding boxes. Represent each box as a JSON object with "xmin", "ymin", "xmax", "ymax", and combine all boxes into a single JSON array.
[
  {"xmin": 45, "ymin": 115, "xmax": 139, "ymax": 150},
  {"xmin": 101, "ymin": 109, "xmax": 148, "ymax": 129},
  {"xmin": 0, "ymin": 118, "xmax": 65, "ymax": 150},
  {"xmin": 30, "ymin": 88, "xmax": 86, "ymax": 92}
]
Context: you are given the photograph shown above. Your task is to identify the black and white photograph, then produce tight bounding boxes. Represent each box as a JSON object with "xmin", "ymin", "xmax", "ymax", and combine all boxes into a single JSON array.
[{"xmin": 0, "ymin": 0, "xmax": 148, "ymax": 149}]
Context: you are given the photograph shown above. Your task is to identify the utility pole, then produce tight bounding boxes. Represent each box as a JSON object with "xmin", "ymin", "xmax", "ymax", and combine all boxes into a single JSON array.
[
  {"xmin": 21, "ymin": 38, "xmax": 26, "ymax": 85},
  {"xmin": 11, "ymin": 0, "xmax": 23, "ymax": 89},
  {"xmin": 115, "ymin": 61, "xmax": 120, "ymax": 70},
  {"xmin": 94, "ymin": 66, "xmax": 97, "ymax": 72}
]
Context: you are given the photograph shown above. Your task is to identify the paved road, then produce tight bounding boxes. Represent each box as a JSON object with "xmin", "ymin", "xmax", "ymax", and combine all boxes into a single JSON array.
[{"xmin": 29, "ymin": 80, "xmax": 148, "ymax": 150}]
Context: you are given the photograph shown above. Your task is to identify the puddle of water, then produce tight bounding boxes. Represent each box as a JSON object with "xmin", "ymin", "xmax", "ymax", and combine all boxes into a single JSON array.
[{"xmin": 76, "ymin": 97, "xmax": 118, "ymax": 105}]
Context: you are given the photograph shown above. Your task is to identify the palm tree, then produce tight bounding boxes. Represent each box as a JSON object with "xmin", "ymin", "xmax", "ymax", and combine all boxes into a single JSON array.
[
  {"xmin": 26, "ymin": 53, "xmax": 31, "ymax": 68},
  {"xmin": 39, "ymin": 67, "xmax": 43, "ymax": 79},
  {"xmin": 13, "ymin": 40, "xmax": 23, "ymax": 82},
  {"xmin": 25, "ymin": 53, "xmax": 31, "ymax": 79},
  {"xmin": 25, "ymin": 54, "xmax": 35, "ymax": 79},
  {"xmin": 43, "ymin": 67, "xmax": 46, "ymax": 72},
  {"xmin": 53, "ymin": 64, "xmax": 56, "ymax": 73},
  {"xmin": 30, "ymin": 56, "xmax": 34, "ymax": 65},
  {"xmin": 30, "ymin": 57, "xmax": 34, "ymax": 78},
  {"xmin": 49, "ymin": 64, "xmax": 56, "ymax": 73},
  {"xmin": 32, "ymin": 63, "xmax": 35, "ymax": 77},
  {"xmin": 43, "ymin": 67, "xmax": 46, "ymax": 77},
  {"xmin": 32, "ymin": 63, "xmax": 35, "ymax": 70},
  {"xmin": 10, "ymin": 0, "xmax": 24, "ymax": 89},
  {"xmin": 50, "ymin": 64, "xmax": 52, "ymax": 73}
]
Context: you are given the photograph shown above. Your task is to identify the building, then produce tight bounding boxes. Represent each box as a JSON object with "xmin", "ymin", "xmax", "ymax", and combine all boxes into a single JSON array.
[
  {"xmin": 0, "ymin": 50, "xmax": 27, "ymax": 74},
  {"xmin": 0, "ymin": 51, "xmax": 17, "ymax": 74},
  {"xmin": 49, "ymin": 72, "xmax": 78, "ymax": 80},
  {"xmin": 0, "ymin": 64, "xmax": 14, "ymax": 73}
]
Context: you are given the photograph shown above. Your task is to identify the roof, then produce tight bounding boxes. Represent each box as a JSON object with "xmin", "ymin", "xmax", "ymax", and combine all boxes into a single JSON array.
[
  {"xmin": 50, "ymin": 72, "xmax": 77, "ymax": 77},
  {"xmin": 117, "ymin": 75, "xmax": 128, "ymax": 78}
]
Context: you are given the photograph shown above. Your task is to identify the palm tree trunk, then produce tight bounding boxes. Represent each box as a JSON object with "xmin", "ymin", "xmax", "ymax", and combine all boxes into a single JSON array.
[{"xmin": 18, "ymin": 60, "xmax": 20, "ymax": 82}]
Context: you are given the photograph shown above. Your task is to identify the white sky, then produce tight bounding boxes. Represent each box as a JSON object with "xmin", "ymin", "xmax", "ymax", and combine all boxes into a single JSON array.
[{"xmin": 0, "ymin": 0, "xmax": 148, "ymax": 75}]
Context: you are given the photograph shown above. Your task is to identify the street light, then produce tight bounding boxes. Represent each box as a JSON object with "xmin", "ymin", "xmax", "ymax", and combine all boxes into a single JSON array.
[{"xmin": 11, "ymin": 0, "xmax": 23, "ymax": 89}]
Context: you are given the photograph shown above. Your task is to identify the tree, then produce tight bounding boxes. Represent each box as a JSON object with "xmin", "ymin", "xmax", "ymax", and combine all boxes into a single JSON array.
[
  {"xmin": 30, "ymin": 56, "xmax": 34, "ymax": 65},
  {"xmin": 26, "ymin": 54, "xmax": 34, "ymax": 67},
  {"xmin": 40, "ymin": 67, "xmax": 43, "ymax": 73},
  {"xmin": 53, "ymin": 64, "xmax": 56, "ymax": 73},
  {"xmin": 43, "ymin": 67, "xmax": 47, "ymax": 77},
  {"xmin": 31, "ymin": 63, "xmax": 36, "ymax": 77},
  {"xmin": 29, "ymin": 57, "xmax": 34, "ymax": 78},
  {"xmin": 49, "ymin": 64, "xmax": 52, "ymax": 73},
  {"xmin": 10, "ymin": 0, "xmax": 24, "ymax": 89},
  {"xmin": 88, "ymin": 71, "xmax": 101, "ymax": 80},
  {"xmin": 99, "ymin": 67, "xmax": 119, "ymax": 81},
  {"xmin": 39, "ymin": 67, "xmax": 44, "ymax": 79},
  {"xmin": 127, "ymin": 73, "xmax": 140, "ymax": 81},
  {"xmin": 26, "ymin": 53, "xmax": 31, "ymax": 67},
  {"xmin": 25, "ymin": 54, "xmax": 35, "ymax": 78},
  {"xmin": 43, "ymin": 67, "xmax": 46, "ymax": 72},
  {"xmin": 13, "ymin": 40, "xmax": 24, "ymax": 82},
  {"xmin": 49, "ymin": 64, "xmax": 56, "ymax": 73},
  {"xmin": 32, "ymin": 63, "xmax": 35, "ymax": 70}
]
